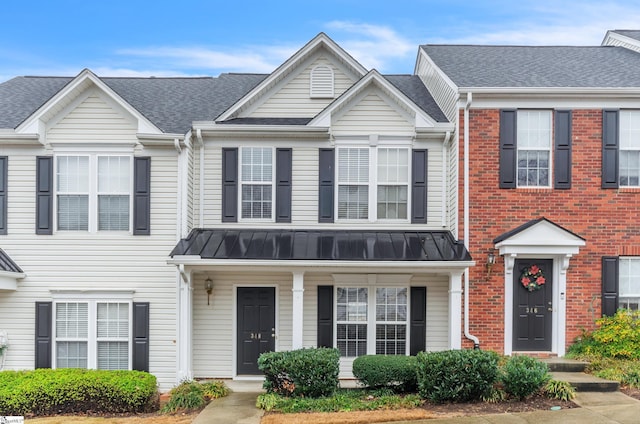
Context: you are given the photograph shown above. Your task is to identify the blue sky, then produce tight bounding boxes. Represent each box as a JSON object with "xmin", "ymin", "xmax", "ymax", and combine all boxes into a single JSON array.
[{"xmin": 2, "ymin": 0, "xmax": 640, "ymax": 82}]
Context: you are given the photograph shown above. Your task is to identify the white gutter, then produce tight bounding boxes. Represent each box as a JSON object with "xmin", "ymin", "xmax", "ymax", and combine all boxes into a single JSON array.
[
  {"xmin": 174, "ymin": 137, "xmax": 183, "ymax": 241},
  {"xmin": 196, "ymin": 129, "xmax": 205, "ymax": 227},
  {"xmin": 464, "ymin": 92, "xmax": 480, "ymax": 349},
  {"xmin": 441, "ymin": 131, "xmax": 451, "ymax": 227}
]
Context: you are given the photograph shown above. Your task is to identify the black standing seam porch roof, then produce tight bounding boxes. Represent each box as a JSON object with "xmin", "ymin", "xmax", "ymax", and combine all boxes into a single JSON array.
[
  {"xmin": 170, "ymin": 229, "xmax": 471, "ymax": 262},
  {"xmin": 0, "ymin": 248, "xmax": 23, "ymax": 273}
]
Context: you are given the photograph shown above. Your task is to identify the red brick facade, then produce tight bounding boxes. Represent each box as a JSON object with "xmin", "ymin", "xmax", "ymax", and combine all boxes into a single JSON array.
[{"xmin": 460, "ymin": 108, "xmax": 640, "ymax": 352}]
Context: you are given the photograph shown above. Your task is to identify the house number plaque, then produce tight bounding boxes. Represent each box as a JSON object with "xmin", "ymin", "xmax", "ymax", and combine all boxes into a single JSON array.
[{"xmin": 525, "ymin": 307, "xmax": 539, "ymax": 314}]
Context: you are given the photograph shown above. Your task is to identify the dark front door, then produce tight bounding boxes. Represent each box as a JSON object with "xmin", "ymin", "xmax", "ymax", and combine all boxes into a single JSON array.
[
  {"xmin": 513, "ymin": 259, "xmax": 552, "ymax": 351},
  {"xmin": 237, "ymin": 287, "xmax": 276, "ymax": 375}
]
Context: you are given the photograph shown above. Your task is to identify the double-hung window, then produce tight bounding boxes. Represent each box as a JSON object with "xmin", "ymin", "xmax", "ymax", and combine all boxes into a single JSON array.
[
  {"xmin": 337, "ymin": 148, "xmax": 369, "ymax": 220},
  {"xmin": 619, "ymin": 111, "xmax": 640, "ymax": 187},
  {"xmin": 377, "ymin": 148, "xmax": 409, "ymax": 219},
  {"xmin": 56, "ymin": 155, "xmax": 131, "ymax": 232},
  {"xmin": 336, "ymin": 146, "xmax": 410, "ymax": 221},
  {"xmin": 240, "ymin": 147, "xmax": 273, "ymax": 220},
  {"xmin": 619, "ymin": 258, "xmax": 640, "ymax": 310},
  {"xmin": 517, "ymin": 110, "xmax": 552, "ymax": 187},
  {"xmin": 336, "ymin": 286, "xmax": 408, "ymax": 357},
  {"xmin": 55, "ymin": 300, "xmax": 131, "ymax": 370}
]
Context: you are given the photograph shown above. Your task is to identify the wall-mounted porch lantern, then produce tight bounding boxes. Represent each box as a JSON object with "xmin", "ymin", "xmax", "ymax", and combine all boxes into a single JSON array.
[
  {"xmin": 486, "ymin": 252, "xmax": 496, "ymax": 280},
  {"xmin": 205, "ymin": 278, "xmax": 213, "ymax": 305}
]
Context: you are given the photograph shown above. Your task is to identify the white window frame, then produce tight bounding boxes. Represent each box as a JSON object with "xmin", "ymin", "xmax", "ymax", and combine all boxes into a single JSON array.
[
  {"xmin": 54, "ymin": 151, "xmax": 133, "ymax": 233},
  {"xmin": 619, "ymin": 257, "xmax": 640, "ymax": 310},
  {"xmin": 335, "ymin": 144, "xmax": 411, "ymax": 223},
  {"xmin": 334, "ymin": 283, "xmax": 410, "ymax": 358},
  {"xmin": 516, "ymin": 110, "xmax": 552, "ymax": 188},
  {"xmin": 619, "ymin": 110, "xmax": 640, "ymax": 187},
  {"xmin": 52, "ymin": 293, "xmax": 133, "ymax": 371},
  {"xmin": 238, "ymin": 146, "xmax": 275, "ymax": 222}
]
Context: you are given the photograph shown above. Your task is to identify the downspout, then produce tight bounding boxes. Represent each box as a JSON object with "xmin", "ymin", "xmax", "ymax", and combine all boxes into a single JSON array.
[
  {"xmin": 174, "ymin": 137, "xmax": 183, "ymax": 241},
  {"xmin": 441, "ymin": 131, "xmax": 451, "ymax": 228},
  {"xmin": 196, "ymin": 129, "xmax": 205, "ymax": 227},
  {"xmin": 464, "ymin": 92, "xmax": 480, "ymax": 349}
]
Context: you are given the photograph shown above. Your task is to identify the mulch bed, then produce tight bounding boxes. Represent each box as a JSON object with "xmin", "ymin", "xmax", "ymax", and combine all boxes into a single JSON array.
[
  {"xmin": 621, "ymin": 387, "xmax": 640, "ymax": 400},
  {"xmin": 423, "ymin": 392, "xmax": 578, "ymax": 417}
]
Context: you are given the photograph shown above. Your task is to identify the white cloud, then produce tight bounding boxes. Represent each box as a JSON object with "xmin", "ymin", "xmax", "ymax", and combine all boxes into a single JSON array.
[{"xmin": 325, "ymin": 21, "xmax": 415, "ymax": 71}]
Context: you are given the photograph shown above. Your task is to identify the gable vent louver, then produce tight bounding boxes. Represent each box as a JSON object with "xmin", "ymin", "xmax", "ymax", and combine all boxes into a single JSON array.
[{"xmin": 310, "ymin": 65, "xmax": 334, "ymax": 98}]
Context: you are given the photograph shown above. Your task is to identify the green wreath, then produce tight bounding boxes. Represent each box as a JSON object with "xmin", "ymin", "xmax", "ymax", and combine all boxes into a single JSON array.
[{"xmin": 520, "ymin": 264, "xmax": 546, "ymax": 292}]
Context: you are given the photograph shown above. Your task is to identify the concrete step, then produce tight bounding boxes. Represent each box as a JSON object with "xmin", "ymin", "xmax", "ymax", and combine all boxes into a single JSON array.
[
  {"xmin": 551, "ymin": 371, "xmax": 620, "ymax": 392},
  {"xmin": 542, "ymin": 357, "xmax": 589, "ymax": 373}
]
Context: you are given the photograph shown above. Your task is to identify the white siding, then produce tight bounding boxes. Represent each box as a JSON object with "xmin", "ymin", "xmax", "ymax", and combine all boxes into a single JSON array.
[
  {"xmin": 331, "ymin": 90, "xmax": 414, "ymax": 137},
  {"xmin": 0, "ymin": 94, "xmax": 179, "ymax": 391},
  {"xmin": 192, "ymin": 272, "xmax": 293, "ymax": 379},
  {"xmin": 415, "ymin": 52, "xmax": 459, "ymax": 123},
  {"xmin": 193, "ymin": 272, "xmax": 450, "ymax": 379},
  {"xmin": 250, "ymin": 54, "xmax": 357, "ymax": 118}
]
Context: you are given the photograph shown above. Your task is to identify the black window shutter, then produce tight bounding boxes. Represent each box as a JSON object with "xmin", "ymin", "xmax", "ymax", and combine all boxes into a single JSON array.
[
  {"xmin": 0, "ymin": 157, "xmax": 7, "ymax": 235},
  {"xmin": 132, "ymin": 302, "xmax": 150, "ymax": 372},
  {"xmin": 36, "ymin": 156, "xmax": 53, "ymax": 235},
  {"xmin": 602, "ymin": 109, "xmax": 619, "ymax": 188},
  {"xmin": 133, "ymin": 157, "xmax": 151, "ymax": 235},
  {"xmin": 410, "ymin": 286, "xmax": 427, "ymax": 355},
  {"xmin": 411, "ymin": 149, "xmax": 428, "ymax": 223},
  {"xmin": 318, "ymin": 149, "xmax": 334, "ymax": 223},
  {"xmin": 554, "ymin": 110, "xmax": 572, "ymax": 189},
  {"xmin": 602, "ymin": 257, "xmax": 619, "ymax": 317},
  {"xmin": 499, "ymin": 109, "xmax": 517, "ymax": 188},
  {"xmin": 317, "ymin": 285, "xmax": 334, "ymax": 348},
  {"xmin": 222, "ymin": 148, "xmax": 238, "ymax": 222},
  {"xmin": 275, "ymin": 148, "xmax": 292, "ymax": 223},
  {"xmin": 35, "ymin": 301, "xmax": 52, "ymax": 368}
]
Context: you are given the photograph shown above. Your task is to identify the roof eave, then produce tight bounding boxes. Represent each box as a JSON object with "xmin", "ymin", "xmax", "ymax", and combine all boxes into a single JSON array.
[{"xmin": 458, "ymin": 87, "xmax": 640, "ymax": 95}]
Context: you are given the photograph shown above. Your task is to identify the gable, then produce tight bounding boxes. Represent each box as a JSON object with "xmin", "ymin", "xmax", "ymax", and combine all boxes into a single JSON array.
[
  {"xmin": 47, "ymin": 88, "xmax": 138, "ymax": 145},
  {"xmin": 244, "ymin": 49, "xmax": 361, "ymax": 119},
  {"xmin": 494, "ymin": 218, "xmax": 585, "ymax": 256},
  {"xmin": 331, "ymin": 88, "xmax": 414, "ymax": 136}
]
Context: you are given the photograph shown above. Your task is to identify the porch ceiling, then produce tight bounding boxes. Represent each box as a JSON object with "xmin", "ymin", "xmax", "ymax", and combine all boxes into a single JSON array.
[{"xmin": 170, "ymin": 229, "xmax": 471, "ymax": 262}]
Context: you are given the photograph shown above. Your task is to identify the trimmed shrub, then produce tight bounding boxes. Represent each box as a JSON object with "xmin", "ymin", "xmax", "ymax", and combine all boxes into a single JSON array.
[
  {"xmin": 161, "ymin": 380, "xmax": 229, "ymax": 413},
  {"xmin": 416, "ymin": 349, "xmax": 499, "ymax": 403},
  {"xmin": 501, "ymin": 355, "xmax": 550, "ymax": 400},
  {"xmin": 258, "ymin": 347, "xmax": 339, "ymax": 398},
  {"xmin": 0, "ymin": 368, "xmax": 157, "ymax": 416},
  {"xmin": 352, "ymin": 355, "xmax": 417, "ymax": 392}
]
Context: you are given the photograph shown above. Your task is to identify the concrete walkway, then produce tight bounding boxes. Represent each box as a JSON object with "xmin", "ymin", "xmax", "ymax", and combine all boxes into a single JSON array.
[{"xmin": 192, "ymin": 382, "xmax": 640, "ymax": 424}]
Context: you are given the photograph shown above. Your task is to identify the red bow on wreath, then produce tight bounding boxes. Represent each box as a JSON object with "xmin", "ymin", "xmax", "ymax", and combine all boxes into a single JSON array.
[{"xmin": 521, "ymin": 264, "xmax": 546, "ymax": 292}]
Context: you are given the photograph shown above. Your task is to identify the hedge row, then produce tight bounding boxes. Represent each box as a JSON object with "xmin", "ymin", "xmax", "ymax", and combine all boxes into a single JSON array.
[{"xmin": 0, "ymin": 368, "xmax": 158, "ymax": 416}]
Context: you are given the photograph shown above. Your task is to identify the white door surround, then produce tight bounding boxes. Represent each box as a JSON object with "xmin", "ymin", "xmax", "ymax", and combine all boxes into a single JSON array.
[{"xmin": 494, "ymin": 218, "xmax": 585, "ymax": 356}]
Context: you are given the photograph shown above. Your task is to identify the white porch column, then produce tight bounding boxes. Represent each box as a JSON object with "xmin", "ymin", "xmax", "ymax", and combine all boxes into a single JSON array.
[
  {"xmin": 449, "ymin": 271, "xmax": 463, "ymax": 349},
  {"xmin": 291, "ymin": 271, "xmax": 305, "ymax": 350},
  {"xmin": 176, "ymin": 268, "xmax": 193, "ymax": 382}
]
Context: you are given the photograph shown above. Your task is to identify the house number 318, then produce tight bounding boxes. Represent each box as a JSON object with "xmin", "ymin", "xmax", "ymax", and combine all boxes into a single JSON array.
[{"xmin": 526, "ymin": 307, "xmax": 538, "ymax": 314}]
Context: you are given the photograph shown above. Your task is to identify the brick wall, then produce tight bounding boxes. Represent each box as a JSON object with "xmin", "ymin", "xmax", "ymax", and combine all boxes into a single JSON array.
[{"xmin": 459, "ymin": 108, "xmax": 640, "ymax": 352}]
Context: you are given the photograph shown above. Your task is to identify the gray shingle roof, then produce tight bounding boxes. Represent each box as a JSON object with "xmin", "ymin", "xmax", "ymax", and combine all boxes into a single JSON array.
[
  {"xmin": 0, "ymin": 72, "xmax": 448, "ymax": 131},
  {"xmin": 614, "ymin": 30, "xmax": 640, "ymax": 41},
  {"xmin": 0, "ymin": 73, "xmax": 267, "ymax": 133},
  {"xmin": 384, "ymin": 75, "xmax": 448, "ymax": 122},
  {"xmin": 422, "ymin": 45, "xmax": 640, "ymax": 88}
]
